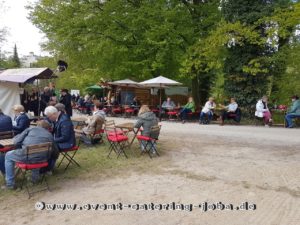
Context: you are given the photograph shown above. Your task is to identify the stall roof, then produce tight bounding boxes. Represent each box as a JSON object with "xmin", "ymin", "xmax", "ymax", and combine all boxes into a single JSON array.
[{"xmin": 0, "ymin": 67, "xmax": 55, "ymax": 83}]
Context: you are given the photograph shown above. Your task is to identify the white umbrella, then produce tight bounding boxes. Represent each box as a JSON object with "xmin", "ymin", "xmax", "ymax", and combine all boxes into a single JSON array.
[
  {"xmin": 108, "ymin": 79, "xmax": 142, "ymax": 104},
  {"xmin": 139, "ymin": 76, "xmax": 182, "ymax": 118}
]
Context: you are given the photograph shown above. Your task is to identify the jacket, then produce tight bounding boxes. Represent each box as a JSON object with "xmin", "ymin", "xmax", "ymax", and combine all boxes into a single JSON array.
[
  {"xmin": 184, "ymin": 102, "xmax": 195, "ymax": 112},
  {"xmin": 59, "ymin": 93, "xmax": 73, "ymax": 117},
  {"xmin": 54, "ymin": 113, "xmax": 75, "ymax": 150},
  {"xmin": 82, "ymin": 110, "xmax": 105, "ymax": 135},
  {"xmin": 0, "ymin": 113, "xmax": 13, "ymax": 132},
  {"xmin": 288, "ymin": 99, "xmax": 300, "ymax": 115},
  {"xmin": 13, "ymin": 113, "xmax": 30, "ymax": 135},
  {"xmin": 255, "ymin": 100, "xmax": 269, "ymax": 118},
  {"xmin": 134, "ymin": 111, "xmax": 159, "ymax": 139},
  {"xmin": 13, "ymin": 127, "xmax": 54, "ymax": 163}
]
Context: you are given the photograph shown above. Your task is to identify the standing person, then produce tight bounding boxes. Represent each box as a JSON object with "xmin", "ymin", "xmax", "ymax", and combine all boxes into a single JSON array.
[
  {"xmin": 134, "ymin": 105, "xmax": 159, "ymax": 153},
  {"xmin": 199, "ymin": 97, "xmax": 216, "ymax": 124},
  {"xmin": 0, "ymin": 108, "xmax": 12, "ymax": 132},
  {"xmin": 255, "ymin": 96, "xmax": 272, "ymax": 127},
  {"xmin": 285, "ymin": 95, "xmax": 300, "ymax": 128},
  {"xmin": 178, "ymin": 97, "xmax": 195, "ymax": 124},
  {"xmin": 59, "ymin": 89, "xmax": 73, "ymax": 117},
  {"xmin": 12, "ymin": 105, "xmax": 30, "ymax": 135},
  {"xmin": 1, "ymin": 120, "xmax": 53, "ymax": 190},
  {"xmin": 28, "ymin": 87, "xmax": 39, "ymax": 116},
  {"xmin": 40, "ymin": 87, "xmax": 51, "ymax": 114},
  {"xmin": 219, "ymin": 98, "xmax": 239, "ymax": 126}
]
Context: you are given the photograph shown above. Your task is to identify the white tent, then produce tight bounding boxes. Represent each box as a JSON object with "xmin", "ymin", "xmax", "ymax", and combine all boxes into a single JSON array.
[{"xmin": 0, "ymin": 81, "xmax": 21, "ymax": 117}]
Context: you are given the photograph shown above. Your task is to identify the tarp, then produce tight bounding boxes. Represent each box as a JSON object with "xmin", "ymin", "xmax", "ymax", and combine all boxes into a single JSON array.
[
  {"xmin": 0, "ymin": 67, "xmax": 54, "ymax": 83},
  {"xmin": 0, "ymin": 82, "xmax": 21, "ymax": 117}
]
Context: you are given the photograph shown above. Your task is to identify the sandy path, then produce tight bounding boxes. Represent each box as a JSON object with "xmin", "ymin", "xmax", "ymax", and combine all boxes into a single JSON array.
[{"xmin": 1, "ymin": 118, "xmax": 300, "ymax": 225}]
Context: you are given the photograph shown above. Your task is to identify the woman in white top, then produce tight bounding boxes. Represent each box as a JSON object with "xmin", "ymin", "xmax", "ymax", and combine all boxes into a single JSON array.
[
  {"xmin": 199, "ymin": 97, "xmax": 216, "ymax": 124},
  {"xmin": 255, "ymin": 96, "xmax": 272, "ymax": 126}
]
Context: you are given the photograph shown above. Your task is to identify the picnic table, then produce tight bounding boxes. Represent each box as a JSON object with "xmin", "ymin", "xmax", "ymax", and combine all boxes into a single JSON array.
[
  {"xmin": 0, "ymin": 138, "xmax": 14, "ymax": 148},
  {"xmin": 115, "ymin": 122, "xmax": 139, "ymax": 147}
]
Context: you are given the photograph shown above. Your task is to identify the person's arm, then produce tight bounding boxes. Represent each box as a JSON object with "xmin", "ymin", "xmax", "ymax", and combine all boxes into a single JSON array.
[
  {"xmin": 134, "ymin": 119, "xmax": 143, "ymax": 129},
  {"xmin": 162, "ymin": 101, "xmax": 167, "ymax": 108},
  {"xmin": 54, "ymin": 121, "xmax": 73, "ymax": 143},
  {"xmin": 13, "ymin": 116, "xmax": 29, "ymax": 132},
  {"xmin": 13, "ymin": 128, "xmax": 30, "ymax": 147}
]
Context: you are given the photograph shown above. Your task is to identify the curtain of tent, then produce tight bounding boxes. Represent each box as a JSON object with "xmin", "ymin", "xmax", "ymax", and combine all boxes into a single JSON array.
[{"xmin": 0, "ymin": 82, "xmax": 21, "ymax": 117}]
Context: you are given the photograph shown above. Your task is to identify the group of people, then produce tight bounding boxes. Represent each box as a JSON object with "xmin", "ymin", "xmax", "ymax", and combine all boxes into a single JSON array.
[{"xmin": 160, "ymin": 95, "xmax": 300, "ymax": 128}]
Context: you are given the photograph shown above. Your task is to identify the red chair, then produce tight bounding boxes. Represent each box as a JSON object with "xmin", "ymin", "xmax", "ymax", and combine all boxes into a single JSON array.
[
  {"xmin": 166, "ymin": 111, "xmax": 178, "ymax": 120},
  {"xmin": 136, "ymin": 125, "xmax": 161, "ymax": 159},
  {"xmin": 124, "ymin": 107, "xmax": 135, "ymax": 117},
  {"xmin": 15, "ymin": 142, "xmax": 52, "ymax": 198},
  {"xmin": 57, "ymin": 144, "xmax": 81, "ymax": 171},
  {"xmin": 104, "ymin": 121, "xmax": 129, "ymax": 158}
]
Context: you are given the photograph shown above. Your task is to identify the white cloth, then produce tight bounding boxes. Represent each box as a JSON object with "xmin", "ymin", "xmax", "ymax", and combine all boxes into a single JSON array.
[
  {"xmin": 201, "ymin": 101, "xmax": 216, "ymax": 114},
  {"xmin": 226, "ymin": 102, "xmax": 238, "ymax": 112},
  {"xmin": 255, "ymin": 100, "xmax": 269, "ymax": 118}
]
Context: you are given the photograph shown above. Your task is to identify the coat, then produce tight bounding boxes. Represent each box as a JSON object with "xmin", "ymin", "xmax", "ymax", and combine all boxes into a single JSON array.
[
  {"xmin": 12, "ymin": 127, "xmax": 54, "ymax": 163},
  {"xmin": 134, "ymin": 111, "xmax": 159, "ymax": 139},
  {"xmin": 82, "ymin": 110, "xmax": 105, "ymax": 135},
  {"xmin": 288, "ymin": 99, "xmax": 300, "ymax": 115},
  {"xmin": 53, "ymin": 113, "xmax": 76, "ymax": 150},
  {"xmin": 255, "ymin": 100, "xmax": 269, "ymax": 118},
  {"xmin": 13, "ymin": 113, "xmax": 30, "ymax": 135},
  {"xmin": 0, "ymin": 113, "xmax": 12, "ymax": 132},
  {"xmin": 59, "ymin": 93, "xmax": 73, "ymax": 117}
]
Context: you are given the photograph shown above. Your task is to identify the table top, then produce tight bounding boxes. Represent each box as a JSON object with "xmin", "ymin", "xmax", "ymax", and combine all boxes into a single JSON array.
[
  {"xmin": 115, "ymin": 122, "xmax": 134, "ymax": 130},
  {"xmin": 0, "ymin": 138, "xmax": 14, "ymax": 147},
  {"xmin": 71, "ymin": 117, "xmax": 88, "ymax": 122}
]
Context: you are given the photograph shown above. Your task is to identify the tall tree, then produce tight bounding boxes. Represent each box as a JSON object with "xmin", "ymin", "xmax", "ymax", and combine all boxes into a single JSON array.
[{"xmin": 11, "ymin": 44, "xmax": 21, "ymax": 67}]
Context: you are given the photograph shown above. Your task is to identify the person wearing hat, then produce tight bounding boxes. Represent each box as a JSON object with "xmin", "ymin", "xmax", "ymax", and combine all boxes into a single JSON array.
[
  {"xmin": 59, "ymin": 89, "xmax": 72, "ymax": 117},
  {"xmin": 12, "ymin": 105, "xmax": 30, "ymax": 135},
  {"xmin": 285, "ymin": 95, "xmax": 300, "ymax": 128}
]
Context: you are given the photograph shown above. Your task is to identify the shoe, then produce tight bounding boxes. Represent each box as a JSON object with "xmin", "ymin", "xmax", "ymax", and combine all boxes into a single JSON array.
[{"xmin": 182, "ymin": 120, "xmax": 185, "ymax": 124}]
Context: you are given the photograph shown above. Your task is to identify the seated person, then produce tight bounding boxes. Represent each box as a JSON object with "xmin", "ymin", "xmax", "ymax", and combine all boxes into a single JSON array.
[
  {"xmin": 80, "ymin": 102, "xmax": 106, "ymax": 144},
  {"xmin": 44, "ymin": 106, "xmax": 75, "ymax": 151},
  {"xmin": 178, "ymin": 97, "xmax": 195, "ymax": 124},
  {"xmin": 134, "ymin": 105, "xmax": 159, "ymax": 153},
  {"xmin": 255, "ymin": 95, "xmax": 272, "ymax": 127},
  {"xmin": 162, "ymin": 97, "xmax": 176, "ymax": 111},
  {"xmin": 131, "ymin": 96, "xmax": 141, "ymax": 107},
  {"xmin": 285, "ymin": 95, "xmax": 300, "ymax": 128},
  {"xmin": 199, "ymin": 97, "xmax": 216, "ymax": 124},
  {"xmin": 12, "ymin": 105, "xmax": 30, "ymax": 135},
  {"xmin": 0, "ymin": 108, "xmax": 12, "ymax": 132},
  {"xmin": 0, "ymin": 120, "xmax": 53, "ymax": 190},
  {"xmin": 219, "ymin": 98, "xmax": 239, "ymax": 126}
]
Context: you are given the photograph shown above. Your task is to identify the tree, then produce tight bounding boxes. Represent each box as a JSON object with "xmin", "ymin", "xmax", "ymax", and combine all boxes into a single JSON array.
[{"xmin": 11, "ymin": 44, "xmax": 21, "ymax": 68}]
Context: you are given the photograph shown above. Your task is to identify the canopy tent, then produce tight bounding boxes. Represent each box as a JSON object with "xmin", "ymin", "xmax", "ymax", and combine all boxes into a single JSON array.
[
  {"xmin": 139, "ymin": 76, "xmax": 182, "ymax": 118},
  {"xmin": 0, "ymin": 67, "xmax": 55, "ymax": 83},
  {"xmin": 0, "ymin": 68, "xmax": 55, "ymax": 117}
]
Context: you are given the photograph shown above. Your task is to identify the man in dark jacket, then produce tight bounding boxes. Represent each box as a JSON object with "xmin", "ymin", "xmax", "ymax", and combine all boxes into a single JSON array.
[
  {"xmin": 0, "ymin": 109, "xmax": 12, "ymax": 132},
  {"xmin": 59, "ymin": 89, "xmax": 73, "ymax": 117},
  {"xmin": 1, "ymin": 120, "xmax": 53, "ymax": 189},
  {"xmin": 12, "ymin": 105, "xmax": 30, "ymax": 135}
]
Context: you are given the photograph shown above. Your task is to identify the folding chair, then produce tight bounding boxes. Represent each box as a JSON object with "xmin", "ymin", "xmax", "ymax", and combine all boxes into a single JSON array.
[
  {"xmin": 137, "ymin": 125, "xmax": 161, "ymax": 159},
  {"xmin": 15, "ymin": 142, "xmax": 52, "ymax": 198},
  {"xmin": 57, "ymin": 141, "xmax": 81, "ymax": 171},
  {"xmin": 104, "ymin": 121, "xmax": 129, "ymax": 158},
  {"xmin": 0, "ymin": 131, "xmax": 14, "ymax": 153}
]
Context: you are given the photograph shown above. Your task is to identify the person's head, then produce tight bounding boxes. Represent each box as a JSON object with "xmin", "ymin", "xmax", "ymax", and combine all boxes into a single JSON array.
[
  {"xmin": 230, "ymin": 97, "xmax": 236, "ymax": 103},
  {"xmin": 60, "ymin": 89, "xmax": 68, "ymax": 96},
  {"xmin": 12, "ymin": 105, "xmax": 25, "ymax": 115},
  {"xmin": 291, "ymin": 95, "xmax": 299, "ymax": 102},
  {"xmin": 262, "ymin": 95, "xmax": 268, "ymax": 102},
  {"xmin": 138, "ymin": 105, "xmax": 150, "ymax": 116},
  {"xmin": 36, "ymin": 120, "xmax": 51, "ymax": 130},
  {"xmin": 208, "ymin": 97, "xmax": 214, "ymax": 102},
  {"xmin": 44, "ymin": 106, "xmax": 59, "ymax": 121},
  {"xmin": 133, "ymin": 96, "xmax": 137, "ymax": 101},
  {"xmin": 167, "ymin": 97, "xmax": 171, "ymax": 102},
  {"xmin": 54, "ymin": 103, "xmax": 66, "ymax": 113},
  {"xmin": 94, "ymin": 101, "xmax": 104, "ymax": 111},
  {"xmin": 44, "ymin": 86, "xmax": 50, "ymax": 93},
  {"xmin": 188, "ymin": 97, "xmax": 193, "ymax": 103}
]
